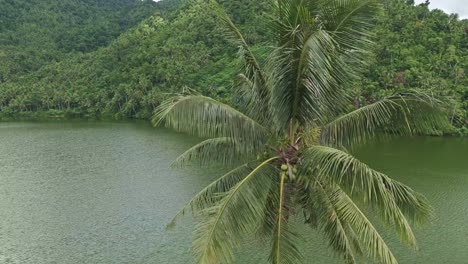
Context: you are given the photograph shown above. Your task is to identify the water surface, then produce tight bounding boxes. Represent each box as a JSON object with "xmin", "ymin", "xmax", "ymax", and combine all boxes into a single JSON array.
[{"xmin": 0, "ymin": 121, "xmax": 467, "ymax": 263}]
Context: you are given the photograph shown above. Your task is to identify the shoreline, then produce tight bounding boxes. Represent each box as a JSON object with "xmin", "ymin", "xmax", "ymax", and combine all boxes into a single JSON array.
[{"xmin": 1, "ymin": 110, "xmax": 466, "ymax": 137}]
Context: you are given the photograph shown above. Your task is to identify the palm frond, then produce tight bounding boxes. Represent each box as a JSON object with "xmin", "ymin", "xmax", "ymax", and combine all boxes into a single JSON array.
[
  {"xmin": 212, "ymin": 2, "xmax": 271, "ymax": 123},
  {"xmin": 172, "ymin": 137, "xmax": 257, "ymax": 167},
  {"xmin": 153, "ymin": 95, "xmax": 267, "ymax": 143},
  {"xmin": 312, "ymin": 181, "xmax": 359, "ymax": 264},
  {"xmin": 213, "ymin": 2, "xmax": 266, "ymax": 85},
  {"xmin": 268, "ymin": 0, "xmax": 378, "ymax": 130},
  {"xmin": 268, "ymin": 0, "xmax": 383, "ymax": 131},
  {"xmin": 233, "ymin": 72, "xmax": 271, "ymax": 124},
  {"xmin": 380, "ymin": 176, "xmax": 433, "ymax": 226},
  {"xmin": 269, "ymin": 173, "xmax": 303, "ymax": 264},
  {"xmin": 320, "ymin": 92, "xmax": 449, "ymax": 147},
  {"xmin": 319, "ymin": 182, "xmax": 399, "ymax": 264},
  {"xmin": 167, "ymin": 162, "xmax": 255, "ymax": 229},
  {"xmin": 257, "ymin": 174, "xmax": 282, "ymax": 238},
  {"xmin": 193, "ymin": 157, "xmax": 278, "ymax": 264},
  {"xmin": 303, "ymin": 145, "xmax": 431, "ymax": 248},
  {"xmin": 317, "ymin": 0, "xmax": 381, "ymax": 85},
  {"xmin": 319, "ymin": 0, "xmax": 380, "ymax": 52},
  {"xmin": 295, "ymin": 29, "xmax": 350, "ymax": 125},
  {"xmin": 296, "ymin": 180, "xmax": 319, "ymax": 228}
]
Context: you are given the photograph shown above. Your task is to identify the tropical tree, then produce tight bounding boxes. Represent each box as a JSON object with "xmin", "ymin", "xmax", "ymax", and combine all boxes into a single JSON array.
[{"xmin": 154, "ymin": 0, "xmax": 448, "ymax": 263}]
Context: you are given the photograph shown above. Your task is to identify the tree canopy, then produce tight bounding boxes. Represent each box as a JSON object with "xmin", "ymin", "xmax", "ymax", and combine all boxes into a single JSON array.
[
  {"xmin": 154, "ymin": 0, "xmax": 449, "ymax": 263},
  {"xmin": 0, "ymin": 0, "xmax": 466, "ymax": 134},
  {"xmin": 0, "ymin": 0, "xmax": 163, "ymax": 83}
]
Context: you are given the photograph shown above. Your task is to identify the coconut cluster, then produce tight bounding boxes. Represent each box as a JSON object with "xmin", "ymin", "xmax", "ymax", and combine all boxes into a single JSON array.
[{"xmin": 280, "ymin": 163, "xmax": 298, "ymax": 181}]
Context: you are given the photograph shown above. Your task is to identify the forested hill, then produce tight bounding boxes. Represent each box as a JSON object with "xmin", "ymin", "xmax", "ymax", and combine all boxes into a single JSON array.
[
  {"xmin": 0, "ymin": 0, "xmax": 174, "ymax": 82},
  {"xmin": 0, "ymin": 0, "xmax": 467, "ymax": 133},
  {"xmin": 359, "ymin": 0, "xmax": 468, "ymax": 131},
  {"xmin": 0, "ymin": 0, "xmax": 269, "ymax": 118}
]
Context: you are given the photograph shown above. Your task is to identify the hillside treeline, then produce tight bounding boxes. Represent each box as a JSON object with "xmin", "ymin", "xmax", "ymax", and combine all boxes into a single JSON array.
[{"xmin": 0, "ymin": 0, "xmax": 466, "ymax": 133}]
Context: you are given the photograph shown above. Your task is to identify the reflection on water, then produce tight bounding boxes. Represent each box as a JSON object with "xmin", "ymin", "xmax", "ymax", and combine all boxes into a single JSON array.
[{"xmin": 0, "ymin": 121, "xmax": 467, "ymax": 263}]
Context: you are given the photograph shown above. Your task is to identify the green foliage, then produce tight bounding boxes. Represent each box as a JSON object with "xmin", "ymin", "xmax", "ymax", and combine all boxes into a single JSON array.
[
  {"xmin": 321, "ymin": 91, "xmax": 449, "ymax": 147},
  {"xmin": 1, "ymin": 0, "xmax": 462, "ymax": 262},
  {"xmin": 356, "ymin": 0, "xmax": 468, "ymax": 132},
  {"xmin": 0, "ymin": 0, "xmax": 270, "ymax": 119},
  {"xmin": 192, "ymin": 157, "xmax": 278, "ymax": 264},
  {"xmin": 0, "ymin": 0, "xmax": 162, "ymax": 83},
  {"xmin": 0, "ymin": 0, "xmax": 465, "ymax": 131},
  {"xmin": 155, "ymin": 1, "xmax": 448, "ymax": 263}
]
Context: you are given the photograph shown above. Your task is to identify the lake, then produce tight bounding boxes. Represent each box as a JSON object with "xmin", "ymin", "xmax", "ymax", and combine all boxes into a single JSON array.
[{"xmin": 0, "ymin": 121, "xmax": 467, "ymax": 263}]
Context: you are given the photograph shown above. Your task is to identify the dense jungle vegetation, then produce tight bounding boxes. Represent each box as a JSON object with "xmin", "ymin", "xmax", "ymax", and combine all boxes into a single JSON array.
[
  {"xmin": 0, "ymin": 0, "xmax": 167, "ymax": 82},
  {"xmin": 0, "ymin": 0, "xmax": 466, "ymax": 133}
]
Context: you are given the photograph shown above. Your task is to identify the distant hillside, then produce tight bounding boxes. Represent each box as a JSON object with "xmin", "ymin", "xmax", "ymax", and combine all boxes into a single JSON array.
[
  {"xmin": 0, "ymin": 0, "xmax": 169, "ymax": 82},
  {"xmin": 0, "ymin": 0, "xmax": 269, "ymax": 118},
  {"xmin": 0, "ymin": 0, "xmax": 466, "ymax": 132},
  {"xmin": 358, "ymin": 0, "xmax": 467, "ymax": 130}
]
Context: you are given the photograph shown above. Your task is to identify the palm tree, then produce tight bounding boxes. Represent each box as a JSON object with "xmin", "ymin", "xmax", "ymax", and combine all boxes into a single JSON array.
[{"xmin": 154, "ymin": 0, "xmax": 448, "ymax": 263}]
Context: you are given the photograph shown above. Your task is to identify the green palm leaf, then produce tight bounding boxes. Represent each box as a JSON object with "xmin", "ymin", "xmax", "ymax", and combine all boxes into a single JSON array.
[
  {"xmin": 319, "ymin": 0, "xmax": 380, "ymax": 51},
  {"xmin": 268, "ymin": 0, "xmax": 380, "ymax": 130},
  {"xmin": 153, "ymin": 95, "xmax": 267, "ymax": 143},
  {"xmin": 172, "ymin": 137, "xmax": 257, "ymax": 167},
  {"xmin": 313, "ymin": 181, "xmax": 360, "ymax": 264},
  {"xmin": 321, "ymin": 183, "xmax": 399, "ymax": 264},
  {"xmin": 212, "ymin": 1, "xmax": 271, "ymax": 123},
  {"xmin": 167, "ymin": 162, "xmax": 256, "ymax": 229},
  {"xmin": 303, "ymin": 145, "xmax": 432, "ymax": 247},
  {"xmin": 269, "ymin": 173, "xmax": 303, "ymax": 264},
  {"xmin": 321, "ymin": 92, "xmax": 449, "ymax": 147},
  {"xmin": 193, "ymin": 157, "xmax": 278, "ymax": 264}
]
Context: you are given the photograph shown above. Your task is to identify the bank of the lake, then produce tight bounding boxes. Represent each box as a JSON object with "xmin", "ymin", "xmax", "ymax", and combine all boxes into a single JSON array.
[{"xmin": 0, "ymin": 121, "xmax": 467, "ymax": 263}]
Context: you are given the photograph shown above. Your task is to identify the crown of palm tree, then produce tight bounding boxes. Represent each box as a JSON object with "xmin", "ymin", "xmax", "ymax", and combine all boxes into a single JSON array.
[{"xmin": 154, "ymin": 0, "xmax": 448, "ymax": 263}]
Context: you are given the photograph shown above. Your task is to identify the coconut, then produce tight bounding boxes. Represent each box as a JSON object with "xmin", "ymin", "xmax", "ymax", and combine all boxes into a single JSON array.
[{"xmin": 281, "ymin": 164, "xmax": 288, "ymax": 171}]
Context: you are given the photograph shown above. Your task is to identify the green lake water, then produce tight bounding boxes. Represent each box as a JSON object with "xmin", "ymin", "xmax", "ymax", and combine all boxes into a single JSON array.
[{"xmin": 0, "ymin": 121, "xmax": 467, "ymax": 263}]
